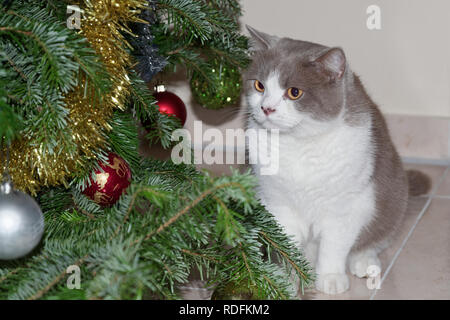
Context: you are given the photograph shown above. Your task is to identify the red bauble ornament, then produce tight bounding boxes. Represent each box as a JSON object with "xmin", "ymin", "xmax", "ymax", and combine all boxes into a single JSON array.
[
  {"xmin": 154, "ymin": 90, "xmax": 187, "ymax": 126},
  {"xmin": 144, "ymin": 86, "xmax": 187, "ymax": 128},
  {"xmin": 82, "ymin": 153, "xmax": 132, "ymax": 207}
]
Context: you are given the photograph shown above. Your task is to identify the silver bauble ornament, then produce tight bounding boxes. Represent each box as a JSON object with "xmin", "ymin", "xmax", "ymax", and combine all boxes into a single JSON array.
[{"xmin": 0, "ymin": 181, "xmax": 44, "ymax": 260}]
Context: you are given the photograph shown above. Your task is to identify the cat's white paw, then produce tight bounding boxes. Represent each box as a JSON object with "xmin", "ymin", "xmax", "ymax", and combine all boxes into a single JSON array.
[
  {"xmin": 315, "ymin": 273, "xmax": 349, "ymax": 295},
  {"xmin": 349, "ymin": 251, "xmax": 381, "ymax": 278}
]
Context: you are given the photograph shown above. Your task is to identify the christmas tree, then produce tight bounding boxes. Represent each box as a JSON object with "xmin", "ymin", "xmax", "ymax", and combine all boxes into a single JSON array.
[{"xmin": 0, "ymin": 0, "xmax": 312, "ymax": 299}]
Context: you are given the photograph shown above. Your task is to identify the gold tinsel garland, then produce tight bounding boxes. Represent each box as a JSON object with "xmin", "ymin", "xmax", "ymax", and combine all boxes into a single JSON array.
[{"xmin": 1, "ymin": 0, "xmax": 147, "ymax": 194}]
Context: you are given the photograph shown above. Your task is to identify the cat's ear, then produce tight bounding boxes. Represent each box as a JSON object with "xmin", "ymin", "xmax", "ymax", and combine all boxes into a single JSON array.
[
  {"xmin": 313, "ymin": 48, "xmax": 346, "ymax": 81},
  {"xmin": 246, "ymin": 25, "xmax": 279, "ymax": 51}
]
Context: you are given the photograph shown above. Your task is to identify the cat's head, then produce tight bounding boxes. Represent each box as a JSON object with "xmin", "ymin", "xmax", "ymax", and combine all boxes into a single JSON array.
[{"xmin": 244, "ymin": 26, "xmax": 349, "ymax": 136}]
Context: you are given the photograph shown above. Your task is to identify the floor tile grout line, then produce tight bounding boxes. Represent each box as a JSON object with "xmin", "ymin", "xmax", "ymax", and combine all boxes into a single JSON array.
[
  {"xmin": 402, "ymin": 157, "xmax": 450, "ymax": 167},
  {"xmin": 431, "ymin": 195, "xmax": 450, "ymax": 200},
  {"xmin": 370, "ymin": 166, "xmax": 450, "ymax": 300},
  {"xmin": 369, "ymin": 196, "xmax": 431, "ymax": 300},
  {"xmin": 426, "ymin": 165, "xmax": 450, "ymax": 198}
]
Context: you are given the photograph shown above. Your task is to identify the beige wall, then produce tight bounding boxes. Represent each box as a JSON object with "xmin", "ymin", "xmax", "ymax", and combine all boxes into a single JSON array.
[
  {"xmin": 240, "ymin": 0, "xmax": 450, "ymax": 118},
  {"xmin": 160, "ymin": 1, "xmax": 450, "ymax": 159}
]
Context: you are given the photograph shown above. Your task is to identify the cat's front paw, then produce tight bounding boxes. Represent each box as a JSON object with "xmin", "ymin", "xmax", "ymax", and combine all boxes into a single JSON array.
[
  {"xmin": 315, "ymin": 273, "xmax": 349, "ymax": 295},
  {"xmin": 349, "ymin": 251, "xmax": 381, "ymax": 278}
]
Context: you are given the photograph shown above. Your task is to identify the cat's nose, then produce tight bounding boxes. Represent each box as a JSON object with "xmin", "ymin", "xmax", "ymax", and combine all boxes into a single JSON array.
[{"xmin": 261, "ymin": 106, "xmax": 276, "ymax": 116}]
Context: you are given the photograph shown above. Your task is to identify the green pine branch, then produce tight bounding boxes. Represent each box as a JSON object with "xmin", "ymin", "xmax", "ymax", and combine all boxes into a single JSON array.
[
  {"xmin": 0, "ymin": 0, "xmax": 313, "ymax": 300},
  {"xmin": 152, "ymin": 0, "xmax": 249, "ymax": 89}
]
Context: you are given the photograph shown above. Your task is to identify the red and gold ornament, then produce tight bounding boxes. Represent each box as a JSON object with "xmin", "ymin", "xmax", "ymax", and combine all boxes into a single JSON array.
[{"xmin": 82, "ymin": 153, "xmax": 132, "ymax": 207}]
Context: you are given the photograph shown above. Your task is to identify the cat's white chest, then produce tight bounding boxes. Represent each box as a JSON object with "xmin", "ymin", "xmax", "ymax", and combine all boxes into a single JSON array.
[
  {"xmin": 249, "ymin": 121, "xmax": 375, "ymax": 241},
  {"xmin": 279, "ymin": 125, "xmax": 371, "ymax": 192}
]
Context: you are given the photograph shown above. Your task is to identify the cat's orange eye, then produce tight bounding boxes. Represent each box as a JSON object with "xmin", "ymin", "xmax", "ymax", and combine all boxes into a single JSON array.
[
  {"xmin": 254, "ymin": 80, "xmax": 265, "ymax": 93},
  {"xmin": 287, "ymin": 87, "xmax": 303, "ymax": 100}
]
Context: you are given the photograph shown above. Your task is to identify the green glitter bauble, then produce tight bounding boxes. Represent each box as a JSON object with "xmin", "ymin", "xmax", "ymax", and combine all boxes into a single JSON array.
[
  {"xmin": 211, "ymin": 280, "xmax": 261, "ymax": 300},
  {"xmin": 190, "ymin": 60, "xmax": 242, "ymax": 110}
]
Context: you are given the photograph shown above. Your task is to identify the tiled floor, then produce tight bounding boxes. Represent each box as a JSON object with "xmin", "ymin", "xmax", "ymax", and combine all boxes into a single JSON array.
[{"xmin": 178, "ymin": 163, "xmax": 450, "ymax": 300}]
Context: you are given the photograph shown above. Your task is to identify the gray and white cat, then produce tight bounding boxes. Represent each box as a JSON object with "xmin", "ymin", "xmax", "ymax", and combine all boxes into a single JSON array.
[{"xmin": 244, "ymin": 26, "xmax": 430, "ymax": 295}]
